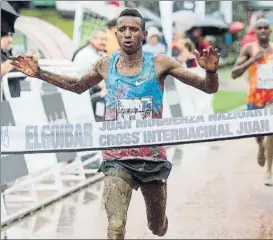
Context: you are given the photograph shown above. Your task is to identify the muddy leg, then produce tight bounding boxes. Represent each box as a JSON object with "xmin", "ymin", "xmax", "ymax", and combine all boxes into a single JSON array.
[
  {"xmin": 140, "ymin": 181, "xmax": 168, "ymax": 236},
  {"xmin": 256, "ymin": 136, "xmax": 266, "ymax": 167},
  {"xmin": 103, "ymin": 175, "xmax": 133, "ymax": 239},
  {"xmin": 265, "ymin": 136, "xmax": 273, "ymax": 185}
]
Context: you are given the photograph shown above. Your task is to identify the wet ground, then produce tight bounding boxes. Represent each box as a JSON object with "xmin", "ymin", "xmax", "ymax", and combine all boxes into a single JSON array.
[{"xmin": 2, "ymin": 138, "xmax": 273, "ymax": 239}]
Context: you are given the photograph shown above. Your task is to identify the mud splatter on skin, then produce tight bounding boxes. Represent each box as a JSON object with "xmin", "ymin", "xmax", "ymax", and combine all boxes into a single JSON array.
[
  {"xmin": 11, "ymin": 48, "xmax": 219, "ymax": 95},
  {"xmin": 103, "ymin": 175, "xmax": 132, "ymax": 240},
  {"xmin": 103, "ymin": 167, "xmax": 168, "ymax": 239},
  {"xmin": 37, "ymin": 56, "xmax": 110, "ymax": 94},
  {"xmin": 154, "ymin": 54, "xmax": 219, "ymax": 94}
]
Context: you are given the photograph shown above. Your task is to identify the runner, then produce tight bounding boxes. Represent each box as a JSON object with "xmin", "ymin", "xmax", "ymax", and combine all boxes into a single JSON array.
[
  {"xmin": 10, "ymin": 9, "xmax": 220, "ymax": 239},
  {"xmin": 231, "ymin": 18, "xmax": 273, "ymax": 186}
]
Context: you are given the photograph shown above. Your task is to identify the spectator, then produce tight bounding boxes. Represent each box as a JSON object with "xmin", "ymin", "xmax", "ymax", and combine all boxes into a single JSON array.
[
  {"xmin": 72, "ymin": 29, "xmax": 108, "ymax": 77},
  {"xmin": 1, "ymin": 32, "xmax": 14, "ymax": 77},
  {"xmin": 1, "ymin": 5, "xmax": 23, "ymax": 100},
  {"xmin": 176, "ymin": 38, "xmax": 198, "ymax": 68},
  {"xmin": 72, "ymin": 30, "xmax": 108, "ymax": 120},
  {"xmin": 1, "ymin": 1, "xmax": 40, "ymax": 101},
  {"xmin": 174, "ymin": 29, "xmax": 186, "ymax": 41},
  {"xmin": 1, "ymin": 1, "xmax": 18, "ymax": 78},
  {"xmin": 204, "ymin": 35, "xmax": 216, "ymax": 48},
  {"xmin": 143, "ymin": 27, "xmax": 166, "ymax": 54},
  {"xmin": 175, "ymin": 37, "xmax": 214, "ymax": 116},
  {"xmin": 172, "ymin": 29, "xmax": 186, "ymax": 57},
  {"xmin": 106, "ymin": 18, "xmax": 120, "ymax": 57},
  {"xmin": 187, "ymin": 27, "xmax": 209, "ymax": 53},
  {"xmin": 241, "ymin": 11, "xmax": 265, "ymax": 47}
]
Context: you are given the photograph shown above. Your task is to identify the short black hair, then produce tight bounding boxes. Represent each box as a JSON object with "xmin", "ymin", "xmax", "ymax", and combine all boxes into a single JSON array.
[
  {"xmin": 117, "ymin": 8, "xmax": 145, "ymax": 31},
  {"xmin": 107, "ymin": 18, "xmax": 117, "ymax": 29}
]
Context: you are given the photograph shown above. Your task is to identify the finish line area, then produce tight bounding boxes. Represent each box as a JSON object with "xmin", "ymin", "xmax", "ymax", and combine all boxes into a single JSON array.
[
  {"xmin": 2, "ymin": 108, "xmax": 273, "ymax": 154},
  {"xmin": 2, "ymin": 0, "xmax": 273, "ymax": 238},
  {"xmin": 1, "ymin": 104, "xmax": 273, "ymax": 238},
  {"xmin": 1, "ymin": 138, "xmax": 272, "ymax": 239}
]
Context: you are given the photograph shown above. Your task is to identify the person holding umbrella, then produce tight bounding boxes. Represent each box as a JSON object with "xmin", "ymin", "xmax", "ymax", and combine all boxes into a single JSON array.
[
  {"xmin": 1, "ymin": 1, "xmax": 20, "ymax": 77},
  {"xmin": 1, "ymin": 1, "xmax": 39, "ymax": 100}
]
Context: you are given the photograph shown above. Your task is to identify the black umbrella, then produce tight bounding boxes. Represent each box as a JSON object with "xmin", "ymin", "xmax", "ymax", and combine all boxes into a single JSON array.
[
  {"xmin": 188, "ymin": 15, "xmax": 229, "ymax": 36},
  {"xmin": 1, "ymin": 1, "xmax": 19, "ymax": 34}
]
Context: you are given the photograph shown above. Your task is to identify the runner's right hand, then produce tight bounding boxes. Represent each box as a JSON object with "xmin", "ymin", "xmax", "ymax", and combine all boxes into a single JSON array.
[{"xmin": 9, "ymin": 55, "xmax": 40, "ymax": 78}]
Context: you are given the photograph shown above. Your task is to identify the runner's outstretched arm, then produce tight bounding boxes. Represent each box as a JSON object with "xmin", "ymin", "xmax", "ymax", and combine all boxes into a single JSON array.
[
  {"xmin": 9, "ymin": 55, "xmax": 108, "ymax": 94},
  {"xmin": 157, "ymin": 46, "xmax": 220, "ymax": 94}
]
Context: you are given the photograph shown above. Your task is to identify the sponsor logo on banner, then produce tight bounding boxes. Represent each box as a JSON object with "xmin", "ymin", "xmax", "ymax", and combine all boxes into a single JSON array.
[{"xmin": 24, "ymin": 123, "xmax": 93, "ymax": 151}]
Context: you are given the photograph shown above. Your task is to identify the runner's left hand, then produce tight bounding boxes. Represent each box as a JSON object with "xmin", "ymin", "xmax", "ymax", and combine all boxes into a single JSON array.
[{"xmin": 194, "ymin": 46, "xmax": 220, "ymax": 72}]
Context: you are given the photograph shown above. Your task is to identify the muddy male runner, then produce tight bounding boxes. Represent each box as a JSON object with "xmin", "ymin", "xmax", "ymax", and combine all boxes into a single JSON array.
[
  {"xmin": 10, "ymin": 9, "xmax": 220, "ymax": 239},
  {"xmin": 231, "ymin": 18, "xmax": 273, "ymax": 186}
]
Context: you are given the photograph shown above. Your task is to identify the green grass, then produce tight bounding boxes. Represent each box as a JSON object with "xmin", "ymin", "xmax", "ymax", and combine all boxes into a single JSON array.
[{"xmin": 213, "ymin": 90, "xmax": 247, "ymax": 112}]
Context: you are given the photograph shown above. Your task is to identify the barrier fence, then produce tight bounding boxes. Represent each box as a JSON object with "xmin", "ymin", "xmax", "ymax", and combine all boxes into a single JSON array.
[
  {"xmin": 1, "ymin": 65, "xmax": 105, "ymax": 228},
  {"xmin": 0, "ymin": 89, "xmax": 105, "ymax": 228}
]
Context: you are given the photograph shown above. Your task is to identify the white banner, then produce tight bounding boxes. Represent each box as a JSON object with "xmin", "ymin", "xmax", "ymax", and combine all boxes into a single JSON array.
[{"xmin": 1, "ymin": 108, "xmax": 273, "ymax": 154}]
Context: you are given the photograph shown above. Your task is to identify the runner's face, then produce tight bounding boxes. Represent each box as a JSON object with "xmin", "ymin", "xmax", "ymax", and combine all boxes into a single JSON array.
[
  {"xmin": 255, "ymin": 22, "xmax": 271, "ymax": 41},
  {"xmin": 116, "ymin": 16, "xmax": 147, "ymax": 54}
]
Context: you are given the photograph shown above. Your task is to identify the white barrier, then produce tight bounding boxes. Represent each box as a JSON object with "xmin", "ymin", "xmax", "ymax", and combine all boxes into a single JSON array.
[
  {"xmin": 175, "ymin": 66, "xmax": 214, "ymax": 116},
  {"xmin": 10, "ymin": 94, "xmax": 58, "ymax": 172},
  {"xmin": 59, "ymin": 89, "xmax": 104, "ymax": 174},
  {"xmin": 0, "ymin": 91, "xmax": 105, "ymax": 226},
  {"xmin": 1, "ymin": 65, "xmax": 104, "ymax": 227},
  {"xmin": 1, "ymin": 177, "xmax": 104, "ymax": 238}
]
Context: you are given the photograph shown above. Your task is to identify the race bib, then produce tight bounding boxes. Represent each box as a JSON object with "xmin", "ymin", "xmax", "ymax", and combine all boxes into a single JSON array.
[
  {"xmin": 116, "ymin": 97, "xmax": 153, "ymax": 121},
  {"xmin": 257, "ymin": 63, "xmax": 273, "ymax": 89}
]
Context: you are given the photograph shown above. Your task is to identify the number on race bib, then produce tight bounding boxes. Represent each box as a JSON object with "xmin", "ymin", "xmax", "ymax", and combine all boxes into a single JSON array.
[{"xmin": 116, "ymin": 98, "xmax": 153, "ymax": 121}]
